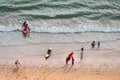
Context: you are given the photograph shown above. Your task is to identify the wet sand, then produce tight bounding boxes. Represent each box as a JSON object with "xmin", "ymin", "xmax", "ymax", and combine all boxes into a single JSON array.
[{"xmin": 0, "ymin": 40, "xmax": 120, "ymax": 80}]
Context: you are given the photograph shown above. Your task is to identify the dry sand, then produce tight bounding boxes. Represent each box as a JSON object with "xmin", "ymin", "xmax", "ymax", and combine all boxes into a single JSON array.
[{"xmin": 0, "ymin": 40, "xmax": 120, "ymax": 80}]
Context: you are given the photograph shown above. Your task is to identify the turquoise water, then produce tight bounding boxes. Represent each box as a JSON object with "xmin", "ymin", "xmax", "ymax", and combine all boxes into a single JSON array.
[
  {"xmin": 0, "ymin": 0, "xmax": 120, "ymax": 46},
  {"xmin": 0, "ymin": 0, "xmax": 120, "ymax": 33}
]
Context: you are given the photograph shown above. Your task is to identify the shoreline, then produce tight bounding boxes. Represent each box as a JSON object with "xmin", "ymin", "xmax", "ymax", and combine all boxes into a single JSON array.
[{"xmin": 0, "ymin": 32, "xmax": 120, "ymax": 46}]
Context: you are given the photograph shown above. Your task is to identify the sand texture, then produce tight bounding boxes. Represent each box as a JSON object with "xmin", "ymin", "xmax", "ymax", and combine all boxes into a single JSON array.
[{"xmin": 0, "ymin": 40, "xmax": 120, "ymax": 80}]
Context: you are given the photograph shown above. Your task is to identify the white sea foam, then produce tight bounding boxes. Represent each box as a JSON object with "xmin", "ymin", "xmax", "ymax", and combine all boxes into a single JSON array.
[{"xmin": 0, "ymin": 23, "xmax": 120, "ymax": 33}]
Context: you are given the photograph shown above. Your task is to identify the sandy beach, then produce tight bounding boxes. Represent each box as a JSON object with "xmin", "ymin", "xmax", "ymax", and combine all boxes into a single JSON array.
[
  {"xmin": 0, "ymin": 40, "xmax": 120, "ymax": 80},
  {"xmin": 0, "ymin": 0, "xmax": 120, "ymax": 79}
]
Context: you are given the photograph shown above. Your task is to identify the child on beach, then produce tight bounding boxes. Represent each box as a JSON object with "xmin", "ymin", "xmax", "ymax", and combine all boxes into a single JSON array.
[
  {"xmin": 13, "ymin": 60, "xmax": 20, "ymax": 72},
  {"xmin": 22, "ymin": 21, "xmax": 30, "ymax": 33},
  {"xmin": 15, "ymin": 60, "xmax": 20, "ymax": 69},
  {"xmin": 45, "ymin": 48, "xmax": 52, "ymax": 60},
  {"xmin": 66, "ymin": 52, "xmax": 74, "ymax": 65}
]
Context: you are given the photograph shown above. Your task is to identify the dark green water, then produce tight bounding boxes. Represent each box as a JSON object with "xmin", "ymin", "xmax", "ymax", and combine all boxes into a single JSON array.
[{"xmin": 0, "ymin": 0, "xmax": 120, "ymax": 33}]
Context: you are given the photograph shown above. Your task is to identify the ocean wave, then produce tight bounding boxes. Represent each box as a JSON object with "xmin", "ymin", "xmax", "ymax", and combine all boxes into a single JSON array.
[
  {"xmin": 0, "ymin": 0, "xmax": 120, "ymax": 20},
  {"xmin": 0, "ymin": 2, "xmax": 89, "ymax": 14},
  {"xmin": 19, "ymin": 12, "xmax": 96, "ymax": 19},
  {"xmin": 0, "ymin": 25, "xmax": 120, "ymax": 33}
]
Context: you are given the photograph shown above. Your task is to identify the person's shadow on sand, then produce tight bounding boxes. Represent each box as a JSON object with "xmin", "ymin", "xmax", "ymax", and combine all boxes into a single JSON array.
[
  {"xmin": 13, "ymin": 67, "xmax": 19, "ymax": 73},
  {"xmin": 60, "ymin": 64, "xmax": 73, "ymax": 72}
]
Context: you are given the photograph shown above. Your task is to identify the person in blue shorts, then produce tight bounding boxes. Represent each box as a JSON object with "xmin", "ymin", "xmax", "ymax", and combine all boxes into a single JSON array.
[{"xmin": 98, "ymin": 41, "xmax": 100, "ymax": 48}]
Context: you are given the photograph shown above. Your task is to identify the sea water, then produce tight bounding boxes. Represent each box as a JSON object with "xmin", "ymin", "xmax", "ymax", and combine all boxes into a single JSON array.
[{"xmin": 0, "ymin": 0, "xmax": 120, "ymax": 46}]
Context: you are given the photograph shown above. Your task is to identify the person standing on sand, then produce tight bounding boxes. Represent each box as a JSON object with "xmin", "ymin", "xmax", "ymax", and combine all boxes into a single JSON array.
[
  {"xmin": 66, "ymin": 52, "xmax": 74, "ymax": 65},
  {"xmin": 91, "ymin": 41, "xmax": 95, "ymax": 48},
  {"xmin": 15, "ymin": 60, "xmax": 20, "ymax": 69},
  {"xmin": 97, "ymin": 41, "xmax": 100, "ymax": 48},
  {"xmin": 80, "ymin": 45, "xmax": 84, "ymax": 61},
  {"xmin": 45, "ymin": 48, "xmax": 52, "ymax": 60},
  {"xmin": 81, "ymin": 45, "xmax": 84, "ymax": 53}
]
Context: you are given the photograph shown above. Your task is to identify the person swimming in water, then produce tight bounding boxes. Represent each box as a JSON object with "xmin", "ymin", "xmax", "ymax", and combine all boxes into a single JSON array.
[
  {"xmin": 22, "ymin": 21, "xmax": 27, "ymax": 29},
  {"xmin": 22, "ymin": 22, "xmax": 30, "ymax": 37},
  {"xmin": 25, "ymin": 24, "xmax": 30, "ymax": 33},
  {"xmin": 22, "ymin": 21, "xmax": 30, "ymax": 33}
]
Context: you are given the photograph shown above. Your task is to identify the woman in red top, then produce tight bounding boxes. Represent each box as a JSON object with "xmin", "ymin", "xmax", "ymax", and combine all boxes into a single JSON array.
[{"xmin": 66, "ymin": 52, "xmax": 74, "ymax": 65}]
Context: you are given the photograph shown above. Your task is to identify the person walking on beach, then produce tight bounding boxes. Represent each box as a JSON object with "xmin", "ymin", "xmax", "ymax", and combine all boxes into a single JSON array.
[
  {"xmin": 80, "ymin": 45, "xmax": 84, "ymax": 61},
  {"xmin": 15, "ymin": 60, "xmax": 20, "ymax": 69},
  {"xmin": 97, "ymin": 41, "xmax": 100, "ymax": 48},
  {"xmin": 81, "ymin": 45, "xmax": 84, "ymax": 53},
  {"xmin": 66, "ymin": 52, "xmax": 74, "ymax": 65},
  {"xmin": 71, "ymin": 57, "xmax": 74, "ymax": 65},
  {"xmin": 45, "ymin": 48, "xmax": 52, "ymax": 60},
  {"xmin": 13, "ymin": 60, "xmax": 20, "ymax": 72}
]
